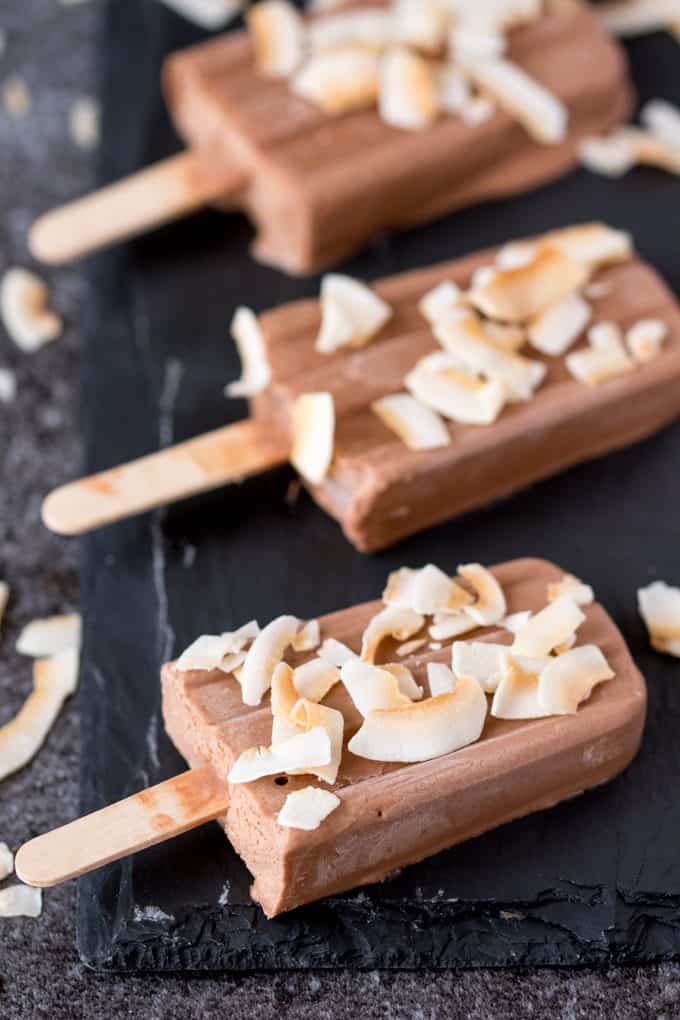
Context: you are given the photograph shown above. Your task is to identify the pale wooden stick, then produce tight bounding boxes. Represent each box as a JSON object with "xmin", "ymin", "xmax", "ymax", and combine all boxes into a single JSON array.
[
  {"xmin": 42, "ymin": 417, "xmax": 290, "ymax": 535},
  {"xmin": 15, "ymin": 765, "xmax": 227, "ymax": 888},
  {"xmin": 29, "ymin": 151, "xmax": 245, "ymax": 265}
]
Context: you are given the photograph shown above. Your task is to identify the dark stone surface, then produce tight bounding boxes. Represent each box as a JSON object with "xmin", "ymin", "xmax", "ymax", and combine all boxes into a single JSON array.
[{"xmin": 2, "ymin": 0, "xmax": 680, "ymax": 1015}]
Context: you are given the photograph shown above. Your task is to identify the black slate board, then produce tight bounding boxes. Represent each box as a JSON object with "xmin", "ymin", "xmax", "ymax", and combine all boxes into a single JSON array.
[{"xmin": 77, "ymin": 1, "xmax": 680, "ymax": 970}]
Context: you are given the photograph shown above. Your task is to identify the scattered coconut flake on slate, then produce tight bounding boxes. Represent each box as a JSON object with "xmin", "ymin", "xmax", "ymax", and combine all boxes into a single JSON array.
[
  {"xmin": 225, "ymin": 306, "xmax": 271, "ymax": 397},
  {"xmin": 157, "ymin": 0, "xmax": 245, "ymax": 29},
  {"xmin": 1, "ymin": 268, "xmax": 62, "ymax": 353},
  {"xmin": 641, "ymin": 98, "xmax": 680, "ymax": 151},
  {"xmin": 290, "ymin": 392, "xmax": 335, "ymax": 485},
  {"xmin": 68, "ymin": 97, "xmax": 100, "ymax": 150},
  {"xmin": 0, "ymin": 368, "xmax": 17, "ymax": 404},
  {"xmin": 16, "ymin": 613, "xmax": 81, "ymax": 658},
  {"xmin": 638, "ymin": 580, "xmax": 680, "ymax": 657},
  {"xmin": 2, "ymin": 76, "xmax": 31, "ymax": 117},
  {"xmin": 0, "ymin": 842, "xmax": 14, "ymax": 880},
  {"xmin": 277, "ymin": 786, "xmax": 340, "ymax": 830},
  {"xmin": 0, "ymin": 885, "xmax": 42, "ymax": 918}
]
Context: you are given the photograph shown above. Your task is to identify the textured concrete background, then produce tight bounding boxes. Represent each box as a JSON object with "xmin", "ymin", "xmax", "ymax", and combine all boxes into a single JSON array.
[{"xmin": 2, "ymin": 2, "xmax": 680, "ymax": 1016}]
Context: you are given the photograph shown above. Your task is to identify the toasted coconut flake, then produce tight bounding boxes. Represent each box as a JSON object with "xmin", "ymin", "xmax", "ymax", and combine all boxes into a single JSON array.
[
  {"xmin": 460, "ymin": 94, "xmax": 496, "ymax": 126},
  {"xmin": 596, "ymin": 0, "xmax": 680, "ymax": 37},
  {"xmin": 239, "ymin": 615, "xmax": 298, "ymax": 706},
  {"xmin": 566, "ymin": 329, "xmax": 634, "ymax": 386},
  {"xmin": 292, "ymin": 619, "xmax": 320, "ymax": 653},
  {"xmin": 348, "ymin": 675, "xmax": 487, "ymax": 763},
  {"xmin": 580, "ymin": 133, "xmax": 637, "ymax": 177},
  {"xmin": 2, "ymin": 76, "xmax": 31, "ymax": 118},
  {"xmin": 638, "ymin": 580, "xmax": 680, "ymax": 656},
  {"xmin": 247, "ymin": 0, "xmax": 305, "ymax": 77},
  {"xmin": 0, "ymin": 649, "xmax": 79, "ymax": 783},
  {"xmin": 512, "ymin": 596, "xmax": 585, "ymax": 657},
  {"xmin": 419, "ymin": 280, "xmax": 463, "ymax": 324},
  {"xmin": 460, "ymin": 57, "xmax": 567, "ymax": 144},
  {"xmin": 547, "ymin": 574, "xmax": 594, "ymax": 606},
  {"xmin": 318, "ymin": 637, "xmax": 358, "ymax": 667},
  {"xmin": 290, "ymin": 392, "xmax": 335, "ymax": 485},
  {"xmin": 470, "ymin": 265, "xmax": 498, "ymax": 290},
  {"xmin": 0, "ymin": 368, "xmax": 17, "ymax": 404},
  {"xmin": 405, "ymin": 358, "xmax": 507, "ymax": 426},
  {"xmin": 292, "ymin": 46, "xmax": 380, "ymax": 114},
  {"xmin": 528, "ymin": 292, "xmax": 591, "ymax": 357},
  {"xmin": 459, "ymin": 563, "xmax": 506, "ymax": 626},
  {"xmin": 289, "ymin": 698, "xmax": 344, "ymax": 784},
  {"xmin": 429, "ymin": 641, "xmax": 442, "ymax": 650},
  {"xmin": 393, "ymin": 0, "xmax": 449, "ymax": 53},
  {"xmin": 271, "ymin": 662, "xmax": 298, "ymax": 721},
  {"xmin": 293, "ymin": 658, "xmax": 340, "ymax": 702},
  {"xmin": 491, "ymin": 654, "xmax": 551, "ymax": 720},
  {"xmin": 427, "ymin": 662, "xmax": 457, "ymax": 697},
  {"xmin": 453, "ymin": 0, "xmax": 542, "ymax": 32},
  {"xmin": 484, "ymin": 321, "xmax": 526, "ymax": 352},
  {"xmin": 271, "ymin": 715, "xmax": 302, "ymax": 744},
  {"xmin": 16, "ymin": 613, "xmax": 81, "ymax": 658},
  {"xmin": 496, "ymin": 242, "xmax": 537, "ymax": 271},
  {"xmin": 316, "ymin": 274, "xmax": 392, "ymax": 354},
  {"xmin": 228, "ymin": 726, "xmax": 331, "ymax": 784},
  {"xmin": 0, "ymin": 581, "xmax": 9, "ymax": 630},
  {"xmin": 372, "ymin": 393, "xmax": 451, "ymax": 451},
  {"xmin": 378, "ymin": 47, "xmax": 440, "ymax": 131},
  {"xmin": 308, "ymin": 9, "xmax": 393, "ymax": 52},
  {"xmin": 277, "ymin": 786, "xmax": 340, "ymax": 830},
  {"xmin": 584, "ymin": 281, "xmax": 612, "ymax": 301},
  {"xmin": 69, "ymin": 97, "xmax": 100, "ymax": 150},
  {"xmin": 502, "ymin": 610, "xmax": 532, "ymax": 635},
  {"xmin": 383, "ymin": 662, "xmax": 424, "ymax": 700},
  {"xmin": 0, "ymin": 884, "xmax": 42, "ymax": 918},
  {"xmin": 383, "ymin": 564, "xmax": 472, "ymax": 615},
  {"xmin": 175, "ymin": 621, "xmax": 259, "ymax": 672},
  {"xmin": 538, "ymin": 645, "xmax": 614, "ymax": 714},
  {"xmin": 452, "ymin": 640, "xmax": 551, "ymax": 694},
  {"xmin": 1, "ymin": 267, "xmax": 62, "ymax": 353},
  {"xmin": 341, "ymin": 660, "xmax": 413, "ymax": 715},
  {"xmin": 360, "ymin": 605, "xmax": 424, "ymax": 663},
  {"xmin": 469, "ymin": 247, "xmax": 589, "ymax": 324},
  {"xmin": 225, "ymin": 307, "xmax": 270, "ymax": 398},
  {"xmin": 434, "ymin": 64, "xmax": 471, "ymax": 114},
  {"xmin": 433, "ymin": 311, "xmax": 546, "ymax": 399},
  {"xmin": 451, "ymin": 27, "xmax": 505, "ymax": 62},
  {"xmin": 522, "ymin": 224, "xmax": 633, "ymax": 271},
  {"xmin": 0, "ymin": 842, "xmax": 14, "ymax": 880},
  {"xmin": 626, "ymin": 318, "xmax": 668, "ymax": 363},
  {"xmin": 554, "ymin": 633, "xmax": 576, "ymax": 655},
  {"xmin": 641, "ymin": 98, "xmax": 680, "ymax": 152},
  {"xmin": 396, "ymin": 638, "xmax": 427, "ymax": 657},
  {"xmin": 429, "ymin": 611, "xmax": 477, "ymax": 641}
]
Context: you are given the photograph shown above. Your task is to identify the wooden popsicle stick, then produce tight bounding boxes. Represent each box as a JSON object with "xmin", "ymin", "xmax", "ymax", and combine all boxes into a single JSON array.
[
  {"xmin": 15, "ymin": 765, "xmax": 228, "ymax": 888},
  {"xmin": 42, "ymin": 417, "xmax": 290, "ymax": 535},
  {"xmin": 29, "ymin": 151, "xmax": 246, "ymax": 265}
]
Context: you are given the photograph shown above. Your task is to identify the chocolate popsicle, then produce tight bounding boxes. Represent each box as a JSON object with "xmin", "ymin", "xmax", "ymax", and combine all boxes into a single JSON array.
[
  {"xmin": 29, "ymin": 1, "xmax": 632, "ymax": 270},
  {"xmin": 41, "ymin": 224, "xmax": 680, "ymax": 550},
  {"xmin": 160, "ymin": 557, "xmax": 645, "ymax": 917}
]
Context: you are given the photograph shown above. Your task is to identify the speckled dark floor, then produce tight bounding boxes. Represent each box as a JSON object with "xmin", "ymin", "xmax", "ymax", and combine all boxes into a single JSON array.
[{"xmin": 2, "ymin": 2, "xmax": 680, "ymax": 1016}]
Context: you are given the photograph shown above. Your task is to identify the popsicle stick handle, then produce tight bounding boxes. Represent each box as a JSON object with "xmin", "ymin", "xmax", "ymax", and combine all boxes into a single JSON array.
[
  {"xmin": 15, "ymin": 765, "xmax": 228, "ymax": 888},
  {"xmin": 42, "ymin": 417, "xmax": 290, "ymax": 535},
  {"xmin": 29, "ymin": 151, "xmax": 245, "ymax": 265}
]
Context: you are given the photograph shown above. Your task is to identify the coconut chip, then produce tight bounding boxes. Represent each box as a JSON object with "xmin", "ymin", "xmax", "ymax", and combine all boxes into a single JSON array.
[
  {"xmin": 626, "ymin": 318, "xmax": 668, "ymax": 363},
  {"xmin": 292, "ymin": 657, "xmax": 340, "ymax": 702},
  {"xmin": 2, "ymin": 76, "xmax": 31, "ymax": 118},
  {"xmin": 395, "ymin": 638, "xmax": 427, "ymax": 657},
  {"xmin": 638, "ymin": 580, "xmax": 680, "ymax": 656},
  {"xmin": 289, "ymin": 698, "xmax": 344, "ymax": 784},
  {"xmin": 0, "ymin": 368, "xmax": 17, "ymax": 404},
  {"xmin": 429, "ymin": 612, "xmax": 477, "ymax": 642},
  {"xmin": 451, "ymin": 26, "xmax": 505, "ymax": 62},
  {"xmin": 372, "ymin": 392, "xmax": 451, "ymax": 451},
  {"xmin": 247, "ymin": 0, "xmax": 305, "ymax": 78},
  {"xmin": 512, "ymin": 596, "xmax": 585, "ymax": 657},
  {"xmin": 565, "ymin": 324, "xmax": 634, "ymax": 386},
  {"xmin": 308, "ymin": 9, "xmax": 393, "ymax": 52},
  {"xmin": 538, "ymin": 645, "xmax": 614, "ymax": 714},
  {"xmin": 318, "ymin": 637, "xmax": 358, "ymax": 667},
  {"xmin": 596, "ymin": 0, "xmax": 680, "ymax": 37},
  {"xmin": 292, "ymin": 46, "xmax": 380, "ymax": 115},
  {"xmin": 378, "ymin": 47, "xmax": 440, "ymax": 130},
  {"xmin": 383, "ymin": 564, "xmax": 473, "ymax": 615},
  {"xmin": 460, "ymin": 57, "xmax": 567, "ymax": 145},
  {"xmin": 393, "ymin": 0, "xmax": 449, "ymax": 53},
  {"xmin": 290, "ymin": 392, "xmax": 335, "ymax": 485},
  {"xmin": 641, "ymin": 99, "xmax": 680, "ymax": 152},
  {"xmin": 341, "ymin": 660, "xmax": 414, "ymax": 715},
  {"xmin": 419, "ymin": 280, "xmax": 464, "ymax": 324},
  {"xmin": 383, "ymin": 662, "xmax": 424, "ymax": 700},
  {"xmin": 491, "ymin": 654, "xmax": 551, "ymax": 719},
  {"xmin": 469, "ymin": 247, "xmax": 589, "ymax": 324},
  {"xmin": 502, "ymin": 610, "xmax": 532, "ymax": 635},
  {"xmin": 348, "ymin": 675, "xmax": 487, "ymax": 763},
  {"xmin": 270, "ymin": 663, "xmax": 301, "ymax": 743},
  {"xmin": 0, "ymin": 268, "xmax": 62, "ymax": 353},
  {"xmin": 547, "ymin": 574, "xmax": 594, "ymax": 606},
  {"xmin": 459, "ymin": 563, "xmax": 507, "ymax": 626},
  {"xmin": 528, "ymin": 292, "xmax": 591, "ymax": 357},
  {"xmin": 461, "ymin": 94, "xmax": 496, "ymax": 126},
  {"xmin": 452, "ymin": 639, "xmax": 551, "ymax": 693},
  {"xmin": 225, "ymin": 306, "xmax": 271, "ymax": 398},
  {"xmin": 316, "ymin": 274, "xmax": 392, "ymax": 354},
  {"xmin": 175, "ymin": 621, "xmax": 259, "ymax": 672},
  {"xmin": 484, "ymin": 321, "xmax": 527, "ymax": 353},
  {"xmin": 292, "ymin": 619, "xmax": 321, "ymax": 653},
  {"xmin": 405, "ymin": 357, "xmax": 507, "ymax": 426},
  {"xmin": 581, "ymin": 126, "xmax": 680, "ymax": 177},
  {"xmin": 0, "ymin": 842, "xmax": 14, "ymax": 880},
  {"xmin": 523, "ymin": 224, "xmax": 633, "ymax": 272},
  {"xmin": 16, "ymin": 613, "xmax": 81, "ymax": 658},
  {"xmin": 277, "ymin": 786, "xmax": 340, "ymax": 830},
  {"xmin": 360, "ymin": 605, "xmax": 424, "ymax": 663},
  {"xmin": 427, "ymin": 661, "xmax": 457, "ymax": 697},
  {"xmin": 229, "ymin": 725, "xmax": 332, "ymax": 784},
  {"xmin": 0, "ymin": 649, "xmax": 79, "ymax": 783},
  {"xmin": 0, "ymin": 885, "xmax": 42, "ymax": 919},
  {"xmin": 239, "ymin": 615, "xmax": 298, "ymax": 706},
  {"xmin": 69, "ymin": 97, "xmax": 100, "ymax": 150}
]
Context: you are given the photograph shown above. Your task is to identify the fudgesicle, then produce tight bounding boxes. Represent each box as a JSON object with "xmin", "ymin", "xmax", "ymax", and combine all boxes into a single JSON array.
[{"xmin": 162, "ymin": 558, "xmax": 646, "ymax": 918}]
